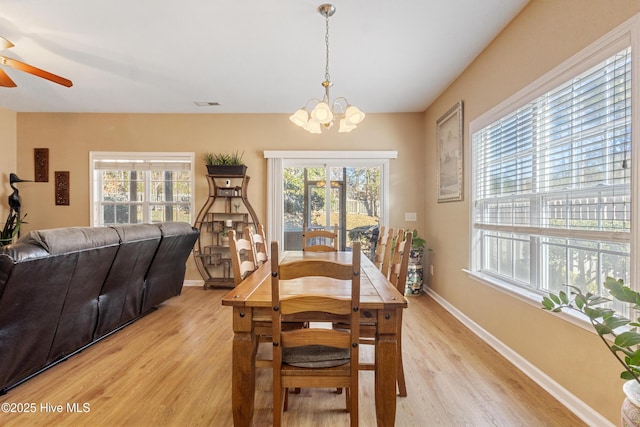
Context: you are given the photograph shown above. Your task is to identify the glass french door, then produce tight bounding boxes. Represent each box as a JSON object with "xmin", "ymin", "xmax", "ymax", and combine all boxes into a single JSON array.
[
  {"xmin": 304, "ymin": 167, "xmax": 346, "ymax": 250},
  {"xmin": 282, "ymin": 164, "xmax": 381, "ymax": 254}
]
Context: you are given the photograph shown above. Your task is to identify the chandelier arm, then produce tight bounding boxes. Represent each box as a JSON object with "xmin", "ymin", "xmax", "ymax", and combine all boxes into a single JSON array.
[{"xmin": 332, "ymin": 97, "xmax": 349, "ymax": 113}]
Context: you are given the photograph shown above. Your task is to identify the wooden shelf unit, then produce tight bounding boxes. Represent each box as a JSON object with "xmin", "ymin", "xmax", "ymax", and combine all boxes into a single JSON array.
[{"xmin": 193, "ymin": 174, "xmax": 260, "ymax": 288}]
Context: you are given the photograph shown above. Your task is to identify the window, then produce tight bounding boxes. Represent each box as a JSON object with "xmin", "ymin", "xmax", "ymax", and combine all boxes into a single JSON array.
[
  {"xmin": 264, "ymin": 151, "xmax": 396, "ymax": 254},
  {"xmin": 470, "ymin": 32, "xmax": 633, "ymax": 303},
  {"xmin": 90, "ymin": 152, "xmax": 194, "ymax": 227}
]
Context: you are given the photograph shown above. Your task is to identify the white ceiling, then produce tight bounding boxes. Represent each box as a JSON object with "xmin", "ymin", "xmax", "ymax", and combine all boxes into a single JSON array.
[{"xmin": 0, "ymin": 0, "xmax": 529, "ymax": 114}]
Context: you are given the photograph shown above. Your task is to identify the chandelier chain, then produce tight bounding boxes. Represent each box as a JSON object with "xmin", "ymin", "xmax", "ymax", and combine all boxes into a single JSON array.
[{"xmin": 324, "ymin": 12, "xmax": 330, "ymax": 83}]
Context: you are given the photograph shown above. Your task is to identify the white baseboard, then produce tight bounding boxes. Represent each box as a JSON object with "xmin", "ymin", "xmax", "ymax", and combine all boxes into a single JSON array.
[
  {"xmin": 425, "ymin": 288, "xmax": 614, "ymax": 427},
  {"xmin": 183, "ymin": 280, "xmax": 204, "ymax": 287}
]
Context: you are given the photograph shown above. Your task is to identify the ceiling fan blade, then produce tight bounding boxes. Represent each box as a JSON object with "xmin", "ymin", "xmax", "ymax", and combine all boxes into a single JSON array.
[
  {"xmin": 0, "ymin": 55, "xmax": 72, "ymax": 87},
  {"xmin": 0, "ymin": 37, "xmax": 14, "ymax": 50},
  {"xmin": 0, "ymin": 68, "xmax": 16, "ymax": 87}
]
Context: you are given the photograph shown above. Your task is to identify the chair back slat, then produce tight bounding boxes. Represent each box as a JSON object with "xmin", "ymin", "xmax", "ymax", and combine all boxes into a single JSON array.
[
  {"xmin": 229, "ymin": 229, "xmax": 257, "ymax": 286},
  {"xmin": 249, "ymin": 224, "xmax": 268, "ymax": 265},
  {"xmin": 381, "ymin": 228, "xmax": 399, "ymax": 279},
  {"xmin": 280, "ymin": 295, "xmax": 352, "ymax": 315},
  {"xmin": 373, "ymin": 226, "xmax": 386, "ymax": 268},
  {"xmin": 281, "ymin": 328, "xmax": 351, "ymax": 349},
  {"xmin": 389, "ymin": 230, "xmax": 412, "ymax": 293},
  {"xmin": 302, "ymin": 223, "xmax": 338, "ymax": 252}
]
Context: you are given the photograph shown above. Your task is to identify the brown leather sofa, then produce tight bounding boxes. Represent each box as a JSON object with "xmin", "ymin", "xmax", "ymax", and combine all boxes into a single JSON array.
[{"xmin": 0, "ymin": 222, "xmax": 199, "ymax": 394}]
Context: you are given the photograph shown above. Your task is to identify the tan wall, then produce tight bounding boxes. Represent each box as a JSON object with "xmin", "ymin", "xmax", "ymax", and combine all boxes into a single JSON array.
[
  {"xmin": 0, "ymin": 107, "xmax": 17, "ymax": 222},
  {"xmin": 15, "ymin": 112, "xmax": 424, "ymax": 280},
  {"xmin": 424, "ymin": 0, "xmax": 640, "ymax": 423}
]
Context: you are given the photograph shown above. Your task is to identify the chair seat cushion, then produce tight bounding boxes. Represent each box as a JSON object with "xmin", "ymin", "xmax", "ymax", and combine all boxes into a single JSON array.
[{"xmin": 283, "ymin": 345, "xmax": 350, "ymax": 368}]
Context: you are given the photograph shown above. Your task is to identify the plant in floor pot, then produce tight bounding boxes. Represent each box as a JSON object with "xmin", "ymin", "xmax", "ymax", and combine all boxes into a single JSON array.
[
  {"xmin": 203, "ymin": 150, "xmax": 247, "ymax": 175},
  {"xmin": 406, "ymin": 229, "xmax": 431, "ymax": 295},
  {"xmin": 541, "ymin": 277, "xmax": 640, "ymax": 426},
  {"xmin": 409, "ymin": 229, "xmax": 426, "ymax": 264}
]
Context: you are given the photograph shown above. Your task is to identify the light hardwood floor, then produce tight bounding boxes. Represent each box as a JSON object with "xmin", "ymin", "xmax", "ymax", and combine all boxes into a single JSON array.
[{"xmin": 0, "ymin": 286, "xmax": 586, "ymax": 426}]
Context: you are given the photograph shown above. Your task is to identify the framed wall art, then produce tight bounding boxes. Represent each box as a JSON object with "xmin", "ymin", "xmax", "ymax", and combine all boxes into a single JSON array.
[
  {"xmin": 34, "ymin": 148, "xmax": 49, "ymax": 182},
  {"xmin": 55, "ymin": 171, "xmax": 70, "ymax": 205},
  {"xmin": 436, "ymin": 100, "xmax": 464, "ymax": 202}
]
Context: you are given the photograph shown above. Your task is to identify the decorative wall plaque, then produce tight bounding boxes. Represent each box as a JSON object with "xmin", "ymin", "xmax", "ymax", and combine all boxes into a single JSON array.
[
  {"xmin": 34, "ymin": 148, "xmax": 49, "ymax": 182},
  {"xmin": 55, "ymin": 171, "xmax": 70, "ymax": 205}
]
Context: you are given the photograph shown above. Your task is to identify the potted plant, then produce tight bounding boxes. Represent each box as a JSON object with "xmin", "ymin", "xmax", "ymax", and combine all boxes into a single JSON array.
[
  {"xmin": 409, "ymin": 229, "xmax": 429, "ymax": 263},
  {"xmin": 541, "ymin": 277, "xmax": 640, "ymax": 421},
  {"xmin": 0, "ymin": 212, "xmax": 24, "ymax": 246},
  {"xmin": 405, "ymin": 229, "xmax": 431, "ymax": 295},
  {"xmin": 203, "ymin": 150, "xmax": 247, "ymax": 175}
]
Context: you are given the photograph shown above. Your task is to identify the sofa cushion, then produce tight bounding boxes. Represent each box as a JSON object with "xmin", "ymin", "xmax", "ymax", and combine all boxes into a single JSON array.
[
  {"xmin": 0, "ymin": 242, "xmax": 49, "ymax": 261},
  {"xmin": 159, "ymin": 221, "xmax": 197, "ymax": 237},
  {"xmin": 20, "ymin": 227, "xmax": 120, "ymax": 255},
  {"xmin": 111, "ymin": 223, "xmax": 162, "ymax": 243}
]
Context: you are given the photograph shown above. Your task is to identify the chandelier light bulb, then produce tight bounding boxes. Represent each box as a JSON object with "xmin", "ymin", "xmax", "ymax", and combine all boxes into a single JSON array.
[
  {"xmin": 304, "ymin": 119, "xmax": 322, "ymax": 134},
  {"xmin": 310, "ymin": 101, "xmax": 333, "ymax": 124},
  {"xmin": 338, "ymin": 118, "xmax": 357, "ymax": 133},
  {"xmin": 344, "ymin": 105, "xmax": 365, "ymax": 125},
  {"xmin": 289, "ymin": 109, "xmax": 309, "ymax": 127}
]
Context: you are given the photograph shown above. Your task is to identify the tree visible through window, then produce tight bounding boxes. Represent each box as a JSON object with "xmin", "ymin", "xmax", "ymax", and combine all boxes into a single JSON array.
[{"xmin": 90, "ymin": 152, "xmax": 194, "ymax": 227}]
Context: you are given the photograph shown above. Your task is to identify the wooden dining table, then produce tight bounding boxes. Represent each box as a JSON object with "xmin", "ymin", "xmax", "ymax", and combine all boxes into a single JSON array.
[{"xmin": 221, "ymin": 250, "xmax": 408, "ymax": 426}]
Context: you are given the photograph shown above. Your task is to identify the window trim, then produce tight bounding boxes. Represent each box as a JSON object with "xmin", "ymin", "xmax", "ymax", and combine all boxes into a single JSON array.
[
  {"xmin": 264, "ymin": 150, "xmax": 397, "ymax": 246},
  {"xmin": 468, "ymin": 13, "xmax": 640, "ymax": 297},
  {"xmin": 89, "ymin": 151, "xmax": 195, "ymax": 227}
]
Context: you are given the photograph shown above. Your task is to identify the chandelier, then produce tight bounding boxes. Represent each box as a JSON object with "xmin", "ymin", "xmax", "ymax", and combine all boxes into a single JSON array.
[{"xmin": 289, "ymin": 4, "xmax": 365, "ymax": 134}]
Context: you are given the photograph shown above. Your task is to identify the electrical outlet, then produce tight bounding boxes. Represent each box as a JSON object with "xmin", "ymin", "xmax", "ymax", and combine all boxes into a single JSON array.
[{"xmin": 405, "ymin": 212, "xmax": 417, "ymax": 221}]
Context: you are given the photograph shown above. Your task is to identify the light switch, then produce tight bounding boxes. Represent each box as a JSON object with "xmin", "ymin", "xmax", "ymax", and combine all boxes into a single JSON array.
[{"xmin": 405, "ymin": 212, "xmax": 417, "ymax": 221}]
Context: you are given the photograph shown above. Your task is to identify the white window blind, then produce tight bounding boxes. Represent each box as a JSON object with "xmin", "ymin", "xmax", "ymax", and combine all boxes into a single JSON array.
[{"xmin": 471, "ymin": 46, "xmax": 631, "ymax": 296}]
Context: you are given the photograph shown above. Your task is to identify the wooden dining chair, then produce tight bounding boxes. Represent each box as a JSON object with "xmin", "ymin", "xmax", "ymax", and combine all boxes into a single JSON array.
[
  {"xmin": 387, "ymin": 229, "xmax": 412, "ymax": 396},
  {"xmin": 271, "ymin": 241, "xmax": 361, "ymax": 427},
  {"xmin": 372, "ymin": 226, "xmax": 386, "ymax": 268},
  {"xmin": 381, "ymin": 228, "xmax": 402, "ymax": 279},
  {"xmin": 374, "ymin": 227, "xmax": 394, "ymax": 278},
  {"xmin": 302, "ymin": 223, "xmax": 338, "ymax": 252},
  {"xmin": 248, "ymin": 224, "xmax": 268, "ymax": 266},
  {"xmin": 358, "ymin": 229, "xmax": 411, "ymax": 397},
  {"xmin": 228, "ymin": 229, "xmax": 257, "ymax": 286}
]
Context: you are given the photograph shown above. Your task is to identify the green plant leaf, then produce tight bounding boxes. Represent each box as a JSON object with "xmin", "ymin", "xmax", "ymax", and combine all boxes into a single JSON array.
[
  {"xmin": 621, "ymin": 371, "xmax": 636, "ymax": 380},
  {"xmin": 626, "ymin": 351, "xmax": 640, "ymax": 367},
  {"xmin": 586, "ymin": 295, "xmax": 610, "ymax": 306},
  {"xmin": 605, "ymin": 277, "xmax": 639, "ymax": 304},
  {"xmin": 594, "ymin": 323, "xmax": 612, "ymax": 336},
  {"xmin": 613, "ymin": 345, "xmax": 638, "ymax": 358},
  {"xmin": 615, "ymin": 331, "xmax": 640, "ymax": 347},
  {"xmin": 559, "ymin": 291, "xmax": 569, "ymax": 304},
  {"xmin": 583, "ymin": 306, "xmax": 612, "ymax": 320},
  {"xmin": 603, "ymin": 315, "xmax": 630, "ymax": 330},
  {"xmin": 541, "ymin": 297, "xmax": 555, "ymax": 310},
  {"xmin": 549, "ymin": 293, "xmax": 561, "ymax": 305}
]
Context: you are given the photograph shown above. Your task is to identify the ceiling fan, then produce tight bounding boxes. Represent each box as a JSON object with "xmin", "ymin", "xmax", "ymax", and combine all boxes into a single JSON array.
[{"xmin": 0, "ymin": 36, "xmax": 72, "ymax": 88}]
